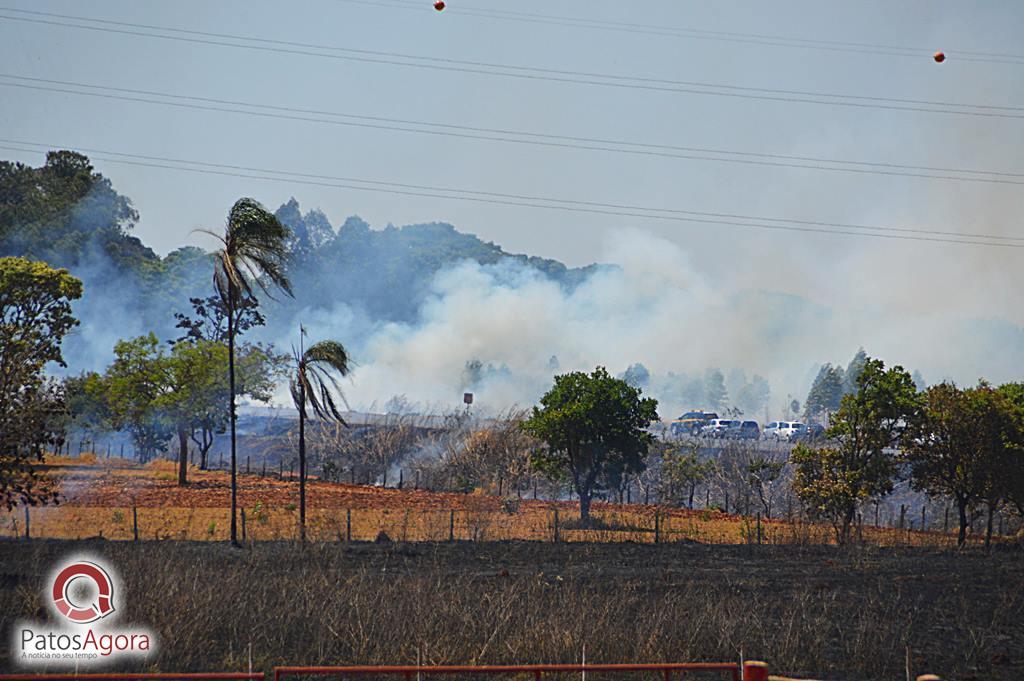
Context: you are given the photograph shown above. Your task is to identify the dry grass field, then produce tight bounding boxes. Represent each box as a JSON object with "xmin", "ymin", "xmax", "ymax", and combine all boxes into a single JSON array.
[
  {"xmin": 1, "ymin": 540, "xmax": 1022, "ymax": 680},
  {"xmin": 0, "ymin": 457, "xmax": 980, "ymax": 547}
]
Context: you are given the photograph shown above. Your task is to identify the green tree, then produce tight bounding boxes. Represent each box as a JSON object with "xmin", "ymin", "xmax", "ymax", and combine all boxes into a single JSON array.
[
  {"xmin": 905, "ymin": 382, "xmax": 1015, "ymax": 548},
  {"xmin": 201, "ymin": 198, "xmax": 292, "ymax": 545},
  {"xmin": 523, "ymin": 367, "xmax": 659, "ymax": 523},
  {"xmin": 997, "ymin": 382, "xmax": 1024, "ymax": 520},
  {"xmin": 658, "ymin": 442, "xmax": 710, "ymax": 509},
  {"xmin": 792, "ymin": 357, "xmax": 918, "ymax": 543},
  {"xmin": 804, "ymin": 364, "xmax": 845, "ymax": 422},
  {"xmin": 843, "ymin": 348, "xmax": 868, "ymax": 395},
  {"xmin": 290, "ymin": 333, "xmax": 351, "ymax": 542},
  {"xmin": 0, "ymin": 257, "xmax": 82, "ymax": 509},
  {"xmin": 101, "ymin": 334, "xmax": 172, "ymax": 463}
]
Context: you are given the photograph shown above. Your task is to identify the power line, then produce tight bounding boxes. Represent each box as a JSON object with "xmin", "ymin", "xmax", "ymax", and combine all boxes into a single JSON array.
[
  {"xmin": 2, "ymin": 140, "xmax": 1021, "ymax": 248},
  {"xmin": 2, "ymin": 74, "xmax": 1023, "ymax": 188},
  {"xmin": 1, "ymin": 8, "xmax": 1022, "ymax": 119},
  {"xmin": 333, "ymin": 0, "xmax": 1024, "ymax": 65}
]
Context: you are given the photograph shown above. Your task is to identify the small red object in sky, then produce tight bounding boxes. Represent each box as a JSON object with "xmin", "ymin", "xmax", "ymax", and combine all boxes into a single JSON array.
[
  {"xmin": 434, "ymin": 1, "xmax": 445, "ymax": 10},
  {"xmin": 933, "ymin": 51, "xmax": 946, "ymax": 63}
]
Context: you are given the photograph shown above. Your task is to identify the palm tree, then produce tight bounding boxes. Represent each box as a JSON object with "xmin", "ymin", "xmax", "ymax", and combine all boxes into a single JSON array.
[
  {"xmin": 200, "ymin": 198, "xmax": 292, "ymax": 545},
  {"xmin": 291, "ymin": 331, "xmax": 351, "ymax": 542}
]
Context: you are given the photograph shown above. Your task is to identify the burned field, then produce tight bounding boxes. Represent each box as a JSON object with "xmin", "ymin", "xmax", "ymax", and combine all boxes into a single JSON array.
[{"xmin": 2, "ymin": 540, "xmax": 1022, "ymax": 681}]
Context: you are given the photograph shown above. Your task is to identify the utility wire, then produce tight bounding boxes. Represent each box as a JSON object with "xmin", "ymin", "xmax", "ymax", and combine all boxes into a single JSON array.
[
  {"xmin": 0, "ymin": 9, "xmax": 1021, "ymax": 119},
  {"xmin": 2, "ymin": 74, "xmax": 1022, "ymax": 187},
  {"xmin": 334, "ymin": 0, "xmax": 1024, "ymax": 65},
  {"xmin": 2, "ymin": 140, "xmax": 1021, "ymax": 248}
]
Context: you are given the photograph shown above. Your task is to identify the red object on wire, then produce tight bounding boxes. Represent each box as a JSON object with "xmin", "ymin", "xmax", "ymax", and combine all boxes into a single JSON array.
[
  {"xmin": 434, "ymin": 1, "xmax": 445, "ymax": 10},
  {"xmin": 933, "ymin": 51, "xmax": 946, "ymax": 63}
]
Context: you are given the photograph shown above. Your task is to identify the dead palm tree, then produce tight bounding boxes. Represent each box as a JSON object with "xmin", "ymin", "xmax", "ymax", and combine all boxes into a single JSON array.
[
  {"xmin": 290, "ymin": 331, "xmax": 351, "ymax": 542},
  {"xmin": 200, "ymin": 198, "xmax": 292, "ymax": 545}
]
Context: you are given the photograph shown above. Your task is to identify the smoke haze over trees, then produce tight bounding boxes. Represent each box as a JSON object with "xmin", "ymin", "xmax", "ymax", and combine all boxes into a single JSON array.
[{"xmin": 3, "ymin": 150, "xmax": 1023, "ymax": 417}]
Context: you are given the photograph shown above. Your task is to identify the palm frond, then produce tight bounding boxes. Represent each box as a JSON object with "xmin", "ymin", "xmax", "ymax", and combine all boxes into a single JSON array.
[
  {"xmin": 216, "ymin": 198, "xmax": 294, "ymax": 303},
  {"xmin": 292, "ymin": 339, "xmax": 352, "ymax": 425}
]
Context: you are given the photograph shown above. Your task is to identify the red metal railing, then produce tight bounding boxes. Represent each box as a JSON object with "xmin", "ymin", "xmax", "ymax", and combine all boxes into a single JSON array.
[
  {"xmin": 0, "ymin": 671, "xmax": 268, "ymax": 675},
  {"xmin": 273, "ymin": 663, "xmax": 753, "ymax": 681}
]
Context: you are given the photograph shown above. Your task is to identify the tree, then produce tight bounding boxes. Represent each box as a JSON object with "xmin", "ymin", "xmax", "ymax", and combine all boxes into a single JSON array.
[
  {"xmin": 290, "ymin": 334, "xmax": 351, "ymax": 541},
  {"xmin": 998, "ymin": 382, "xmax": 1024, "ymax": 519},
  {"xmin": 704, "ymin": 368, "xmax": 728, "ymax": 411},
  {"xmin": 805, "ymin": 364, "xmax": 845, "ymax": 422},
  {"xmin": 523, "ymin": 367, "xmax": 659, "ymax": 523},
  {"xmin": 657, "ymin": 441, "xmax": 710, "ymax": 509},
  {"xmin": 620, "ymin": 363, "xmax": 650, "ymax": 390},
  {"xmin": 843, "ymin": 348, "xmax": 868, "ymax": 395},
  {"xmin": 201, "ymin": 198, "xmax": 293, "ymax": 545},
  {"xmin": 792, "ymin": 357, "xmax": 918, "ymax": 544},
  {"xmin": 747, "ymin": 456, "xmax": 785, "ymax": 518},
  {"xmin": 735, "ymin": 374, "xmax": 770, "ymax": 417},
  {"xmin": 159, "ymin": 340, "xmax": 231, "ymax": 485},
  {"xmin": 0, "ymin": 257, "xmax": 82, "ymax": 509},
  {"xmin": 101, "ymin": 334, "xmax": 173, "ymax": 463},
  {"xmin": 173, "ymin": 294, "xmax": 264, "ymax": 344},
  {"xmin": 903, "ymin": 382, "xmax": 1019, "ymax": 546}
]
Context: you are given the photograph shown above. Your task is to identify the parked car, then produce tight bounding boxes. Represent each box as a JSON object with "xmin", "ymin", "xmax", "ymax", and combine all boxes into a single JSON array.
[
  {"xmin": 777, "ymin": 421, "xmax": 807, "ymax": 441},
  {"xmin": 669, "ymin": 410, "xmax": 719, "ymax": 436},
  {"xmin": 762, "ymin": 421, "xmax": 784, "ymax": 440},
  {"xmin": 701, "ymin": 419, "xmax": 738, "ymax": 438},
  {"xmin": 733, "ymin": 420, "xmax": 761, "ymax": 440}
]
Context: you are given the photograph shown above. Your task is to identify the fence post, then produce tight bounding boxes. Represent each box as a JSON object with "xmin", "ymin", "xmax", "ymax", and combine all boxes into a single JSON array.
[
  {"xmin": 24, "ymin": 505, "xmax": 30, "ymax": 540},
  {"xmin": 654, "ymin": 511, "xmax": 660, "ymax": 544},
  {"xmin": 346, "ymin": 509, "xmax": 352, "ymax": 542},
  {"xmin": 756, "ymin": 512, "xmax": 762, "ymax": 544},
  {"xmin": 449, "ymin": 510, "xmax": 455, "ymax": 542},
  {"xmin": 921, "ymin": 505, "xmax": 926, "ymax": 531},
  {"xmin": 553, "ymin": 509, "xmax": 560, "ymax": 543},
  {"xmin": 241, "ymin": 508, "xmax": 247, "ymax": 541},
  {"xmin": 132, "ymin": 505, "xmax": 139, "ymax": 541},
  {"xmin": 742, "ymin": 661, "xmax": 769, "ymax": 681}
]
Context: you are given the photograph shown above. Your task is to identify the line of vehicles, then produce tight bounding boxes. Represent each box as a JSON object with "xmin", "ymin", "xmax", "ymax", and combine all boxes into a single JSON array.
[{"xmin": 667, "ymin": 411, "xmax": 826, "ymax": 442}]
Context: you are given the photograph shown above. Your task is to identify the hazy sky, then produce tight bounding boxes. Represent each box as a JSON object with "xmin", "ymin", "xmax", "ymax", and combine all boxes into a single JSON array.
[{"xmin": 2, "ymin": 1, "xmax": 1023, "ymax": 394}]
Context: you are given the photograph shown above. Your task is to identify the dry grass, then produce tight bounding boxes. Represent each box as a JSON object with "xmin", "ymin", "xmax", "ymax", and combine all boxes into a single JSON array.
[
  {"xmin": 1, "ymin": 541, "xmax": 1022, "ymax": 680},
  {"xmin": 1, "ymin": 458, "xmax": 982, "ymax": 547}
]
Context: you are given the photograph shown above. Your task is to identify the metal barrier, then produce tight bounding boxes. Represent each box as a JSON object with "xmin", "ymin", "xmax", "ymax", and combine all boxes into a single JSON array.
[{"xmin": 273, "ymin": 663, "xmax": 754, "ymax": 681}]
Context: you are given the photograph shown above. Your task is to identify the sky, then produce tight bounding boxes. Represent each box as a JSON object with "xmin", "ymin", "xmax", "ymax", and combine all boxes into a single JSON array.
[{"xmin": 1, "ymin": 0, "xmax": 1022, "ymax": 409}]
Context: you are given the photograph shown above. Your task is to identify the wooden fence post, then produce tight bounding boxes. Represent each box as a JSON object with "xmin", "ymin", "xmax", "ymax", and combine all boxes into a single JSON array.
[
  {"xmin": 449, "ymin": 510, "xmax": 455, "ymax": 542},
  {"xmin": 756, "ymin": 512, "xmax": 762, "ymax": 544},
  {"xmin": 24, "ymin": 506, "xmax": 30, "ymax": 540},
  {"xmin": 654, "ymin": 511, "xmax": 660, "ymax": 544},
  {"xmin": 553, "ymin": 509, "xmax": 560, "ymax": 543},
  {"xmin": 346, "ymin": 509, "xmax": 352, "ymax": 542},
  {"xmin": 241, "ymin": 508, "xmax": 247, "ymax": 541},
  {"xmin": 132, "ymin": 505, "xmax": 139, "ymax": 541},
  {"xmin": 921, "ymin": 505, "xmax": 926, "ymax": 531}
]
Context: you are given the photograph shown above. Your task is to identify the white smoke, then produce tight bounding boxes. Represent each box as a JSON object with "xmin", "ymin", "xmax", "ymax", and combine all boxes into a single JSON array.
[{"xmin": 290, "ymin": 229, "xmax": 1024, "ymax": 419}]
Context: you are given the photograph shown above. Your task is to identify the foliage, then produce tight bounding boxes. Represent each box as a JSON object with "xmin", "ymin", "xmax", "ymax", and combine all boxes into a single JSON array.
[
  {"xmin": 173, "ymin": 294, "xmax": 265, "ymax": 344},
  {"xmin": 0, "ymin": 257, "xmax": 82, "ymax": 509},
  {"xmin": 792, "ymin": 356, "xmax": 919, "ymax": 543},
  {"xmin": 523, "ymin": 366, "xmax": 659, "ymax": 521},
  {"xmin": 804, "ymin": 363, "xmax": 845, "ymax": 421},
  {"xmin": 657, "ymin": 441, "xmax": 711, "ymax": 508},
  {"xmin": 902, "ymin": 382, "xmax": 1020, "ymax": 545}
]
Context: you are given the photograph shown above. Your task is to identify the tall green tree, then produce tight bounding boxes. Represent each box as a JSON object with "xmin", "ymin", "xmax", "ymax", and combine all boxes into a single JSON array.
[
  {"xmin": 523, "ymin": 367, "xmax": 659, "ymax": 523},
  {"xmin": 201, "ymin": 198, "xmax": 292, "ymax": 545},
  {"xmin": 804, "ymin": 364, "xmax": 845, "ymax": 422},
  {"xmin": 792, "ymin": 357, "xmax": 918, "ymax": 544},
  {"xmin": 101, "ymin": 334, "xmax": 172, "ymax": 463},
  {"xmin": 290, "ymin": 333, "xmax": 351, "ymax": 542},
  {"xmin": 0, "ymin": 257, "xmax": 82, "ymax": 509},
  {"xmin": 704, "ymin": 368, "xmax": 728, "ymax": 411}
]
